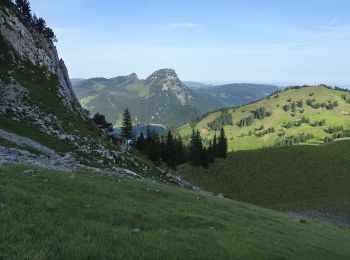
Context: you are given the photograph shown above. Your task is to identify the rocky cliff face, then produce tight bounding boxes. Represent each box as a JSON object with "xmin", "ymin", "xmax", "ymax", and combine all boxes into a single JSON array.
[
  {"xmin": 0, "ymin": 2, "xmax": 93, "ymax": 161},
  {"xmin": 0, "ymin": 1, "xmax": 162, "ymax": 178},
  {"xmin": 145, "ymin": 69, "xmax": 193, "ymax": 106},
  {"xmin": 0, "ymin": 2, "xmax": 85, "ymax": 117}
]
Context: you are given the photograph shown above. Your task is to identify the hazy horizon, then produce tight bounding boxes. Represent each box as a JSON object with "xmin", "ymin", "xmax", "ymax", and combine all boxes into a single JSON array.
[{"xmin": 70, "ymin": 75, "xmax": 350, "ymax": 89}]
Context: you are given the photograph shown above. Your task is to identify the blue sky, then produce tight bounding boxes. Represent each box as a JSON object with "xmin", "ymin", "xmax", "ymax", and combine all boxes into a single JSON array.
[{"xmin": 30, "ymin": 0, "xmax": 350, "ymax": 86}]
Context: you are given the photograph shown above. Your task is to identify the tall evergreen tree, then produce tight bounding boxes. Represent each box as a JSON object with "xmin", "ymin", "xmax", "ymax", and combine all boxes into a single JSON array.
[
  {"xmin": 121, "ymin": 109, "xmax": 133, "ymax": 140},
  {"xmin": 207, "ymin": 140, "xmax": 215, "ymax": 163},
  {"xmin": 16, "ymin": 0, "xmax": 31, "ymax": 19},
  {"xmin": 174, "ymin": 135, "xmax": 186, "ymax": 165},
  {"xmin": 135, "ymin": 132, "xmax": 146, "ymax": 150},
  {"xmin": 212, "ymin": 133, "xmax": 218, "ymax": 157},
  {"xmin": 32, "ymin": 13, "xmax": 37, "ymax": 24},
  {"xmin": 218, "ymin": 127, "xmax": 228, "ymax": 158},
  {"xmin": 92, "ymin": 113, "xmax": 113, "ymax": 131},
  {"xmin": 35, "ymin": 17, "xmax": 46, "ymax": 32},
  {"xmin": 201, "ymin": 147, "xmax": 209, "ymax": 169},
  {"xmin": 121, "ymin": 109, "xmax": 133, "ymax": 149},
  {"xmin": 150, "ymin": 131, "xmax": 161, "ymax": 163},
  {"xmin": 190, "ymin": 129, "xmax": 204, "ymax": 166},
  {"xmin": 165, "ymin": 130, "xmax": 176, "ymax": 168},
  {"xmin": 22, "ymin": 0, "xmax": 31, "ymax": 18}
]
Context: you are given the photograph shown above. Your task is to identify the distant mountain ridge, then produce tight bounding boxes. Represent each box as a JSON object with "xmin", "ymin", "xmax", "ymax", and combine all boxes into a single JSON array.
[
  {"xmin": 192, "ymin": 83, "xmax": 279, "ymax": 107},
  {"xmin": 183, "ymin": 81, "xmax": 214, "ymax": 88},
  {"xmin": 72, "ymin": 71, "xmax": 278, "ymax": 127}
]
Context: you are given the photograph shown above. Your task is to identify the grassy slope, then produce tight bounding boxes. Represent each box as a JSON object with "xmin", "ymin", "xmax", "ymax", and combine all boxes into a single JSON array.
[
  {"xmin": 177, "ymin": 86, "xmax": 350, "ymax": 151},
  {"xmin": 1, "ymin": 164, "xmax": 350, "ymax": 259},
  {"xmin": 178, "ymin": 141, "xmax": 350, "ymax": 219},
  {"xmin": 0, "ymin": 136, "xmax": 44, "ymax": 156},
  {"xmin": 0, "ymin": 116, "xmax": 73, "ymax": 153}
]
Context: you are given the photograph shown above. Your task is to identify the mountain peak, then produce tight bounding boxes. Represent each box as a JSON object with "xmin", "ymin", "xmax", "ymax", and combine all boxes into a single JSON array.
[
  {"xmin": 146, "ymin": 68, "xmax": 177, "ymax": 81},
  {"xmin": 129, "ymin": 72, "xmax": 138, "ymax": 79},
  {"xmin": 109, "ymin": 73, "xmax": 140, "ymax": 86},
  {"xmin": 145, "ymin": 69, "xmax": 193, "ymax": 105}
]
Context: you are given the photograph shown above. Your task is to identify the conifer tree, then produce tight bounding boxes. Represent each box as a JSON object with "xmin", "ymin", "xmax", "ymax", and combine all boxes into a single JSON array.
[
  {"xmin": 218, "ymin": 127, "xmax": 228, "ymax": 158},
  {"xmin": 21, "ymin": 0, "xmax": 31, "ymax": 18},
  {"xmin": 92, "ymin": 113, "xmax": 113, "ymax": 131},
  {"xmin": 190, "ymin": 129, "xmax": 204, "ymax": 166},
  {"xmin": 201, "ymin": 147, "xmax": 209, "ymax": 169},
  {"xmin": 212, "ymin": 133, "xmax": 218, "ymax": 157},
  {"xmin": 207, "ymin": 140, "xmax": 215, "ymax": 163},
  {"xmin": 174, "ymin": 135, "xmax": 186, "ymax": 165},
  {"xmin": 165, "ymin": 130, "xmax": 176, "ymax": 168},
  {"xmin": 135, "ymin": 132, "xmax": 146, "ymax": 150},
  {"xmin": 121, "ymin": 109, "xmax": 133, "ymax": 149},
  {"xmin": 35, "ymin": 17, "xmax": 46, "ymax": 32},
  {"xmin": 16, "ymin": 0, "xmax": 31, "ymax": 19}
]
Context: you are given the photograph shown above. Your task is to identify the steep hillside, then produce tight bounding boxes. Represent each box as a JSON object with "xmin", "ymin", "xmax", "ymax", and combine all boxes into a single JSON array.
[
  {"xmin": 73, "ymin": 71, "xmax": 278, "ymax": 127},
  {"xmin": 178, "ymin": 140, "xmax": 350, "ymax": 227},
  {"xmin": 0, "ymin": 1, "xmax": 156, "ymax": 174},
  {"xmin": 177, "ymin": 85, "xmax": 350, "ymax": 151},
  {"xmin": 1, "ymin": 164, "xmax": 350, "ymax": 259}
]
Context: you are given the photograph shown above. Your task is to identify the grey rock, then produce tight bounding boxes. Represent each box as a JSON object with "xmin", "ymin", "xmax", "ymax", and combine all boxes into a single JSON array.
[
  {"xmin": 0, "ymin": 129, "xmax": 57, "ymax": 157},
  {"xmin": 22, "ymin": 169, "xmax": 35, "ymax": 175},
  {"xmin": 5, "ymin": 155, "xmax": 17, "ymax": 161},
  {"xmin": 43, "ymin": 116, "xmax": 51, "ymax": 123},
  {"xmin": 58, "ymin": 134, "xmax": 68, "ymax": 141}
]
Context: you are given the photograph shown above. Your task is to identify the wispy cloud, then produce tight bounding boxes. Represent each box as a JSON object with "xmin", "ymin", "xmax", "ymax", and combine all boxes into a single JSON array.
[
  {"xmin": 278, "ymin": 22, "xmax": 350, "ymax": 49},
  {"xmin": 167, "ymin": 22, "xmax": 203, "ymax": 31}
]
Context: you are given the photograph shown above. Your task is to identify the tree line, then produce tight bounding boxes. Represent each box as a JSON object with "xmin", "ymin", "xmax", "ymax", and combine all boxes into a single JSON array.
[
  {"xmin": 92, "ymin": 109, "xmax": 228, "ymax": 169},
  {"xmin": 324, "ymin": 130, "xmax": 350, "ymax": 143},
  {"xmin": 306, "ymin": 98, "xmax": 338, "ymax": 110},
  {"xmin": 5, "ymin": 0, "xmax": 57, "ymax": 42},
  {"xmin": 236, "ymin": 107, "xmax": 272, "ymax": 128},
  {"xmin": 135, "ymin": 127, "xmax": 228, "ymax": 169},
  {"xmin": 274, "ymin": 133, "xmax": 314, "ymax": 147},
  {"xmin": 207, "ymin": 109, "xmax": 233, "ymax": 130}
]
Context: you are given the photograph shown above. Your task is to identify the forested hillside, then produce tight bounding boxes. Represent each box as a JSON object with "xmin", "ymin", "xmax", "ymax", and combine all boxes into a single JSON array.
[{"xmin": 177, "ymin": 85, "xmax": 350, "ymax": 151}]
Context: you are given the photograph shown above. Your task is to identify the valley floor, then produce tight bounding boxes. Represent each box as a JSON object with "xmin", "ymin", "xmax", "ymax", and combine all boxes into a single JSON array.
[{"xmin": 1, "ymin": 164, "xmax": 350, "ymax": 259}]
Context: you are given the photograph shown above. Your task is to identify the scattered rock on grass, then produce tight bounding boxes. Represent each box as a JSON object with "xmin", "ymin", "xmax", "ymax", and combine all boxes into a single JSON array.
[{"xmin": 22, "ymin": 169, "xmax": 35, "ymax": 175}]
